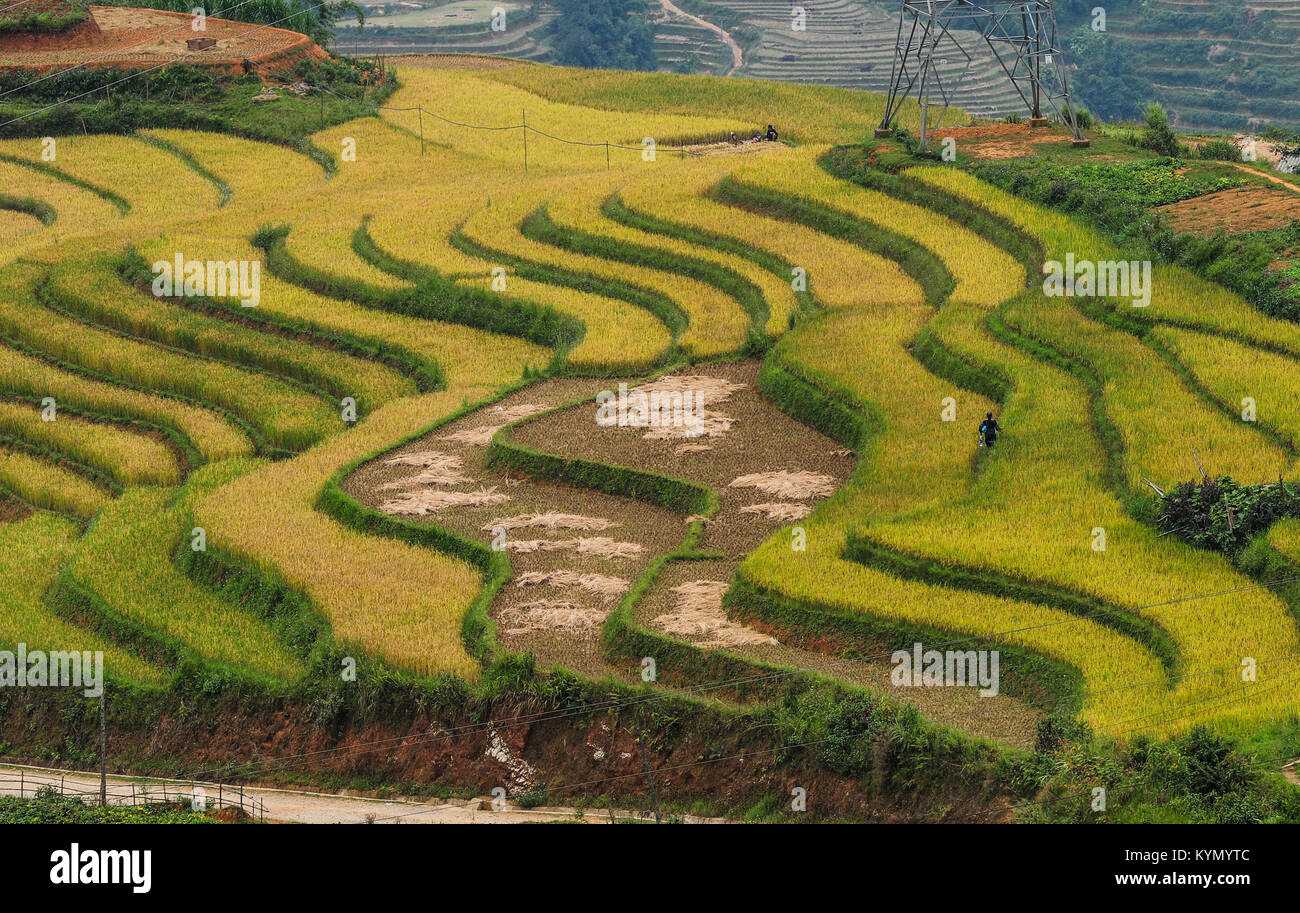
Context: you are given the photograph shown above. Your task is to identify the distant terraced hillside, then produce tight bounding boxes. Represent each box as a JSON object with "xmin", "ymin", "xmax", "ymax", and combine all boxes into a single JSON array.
[
  {"xmin": 335, "ymin": 0, "xmax": 1027, "ymax": 119},
  {"xmin": 336, "ymin": 0, "xmax": 1300, "ymax": 132},
  {"xmin": 1061, "ymin": 0, "xmax": 1300, "ymax": 131},
  {"xmin": 337, "ymin": 0, "xmax": 557, "ymax": 59}
]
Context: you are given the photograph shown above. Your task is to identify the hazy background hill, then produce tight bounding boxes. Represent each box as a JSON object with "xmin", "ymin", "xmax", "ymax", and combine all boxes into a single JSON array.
[{"xmin": 333, "ymin": 0, "xmax": 1300, "ymax": 131}]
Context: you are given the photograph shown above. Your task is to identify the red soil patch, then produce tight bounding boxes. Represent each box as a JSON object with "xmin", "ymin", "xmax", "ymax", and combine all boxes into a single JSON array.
[
  {"xmin": 0, "ymin": 16, "xmax": 101, "ymax": 52},
  {"xmin": 1158, "ymin": 183, "xmax": 1300, "ymax": 236},
  {"xmin": 931, "ymin": 122, "xmax": 1077, "ymax": 160},
  {"xmin": 0, "ymin": 6, "xmax": 330, "ymax": 75}
]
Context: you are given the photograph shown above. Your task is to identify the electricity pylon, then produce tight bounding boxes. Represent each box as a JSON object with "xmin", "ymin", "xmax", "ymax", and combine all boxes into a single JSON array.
[{"xmin": 877, "ymin": 0, "xmax": 1088, "ymax": 149}]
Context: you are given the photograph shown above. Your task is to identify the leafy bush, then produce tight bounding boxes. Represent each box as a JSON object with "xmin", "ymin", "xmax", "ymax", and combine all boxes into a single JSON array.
[
  {"xmin": 1157, "ymin": 476, "xmax": 1300, "ymax": 555},
  {"xmin": 1197, "ymin": 138, "xmax": 1241, "ymax": 162},
  {"xmin": 0, "ymin": 10, "xmax": 88, "ymax": 34},
  {"xmin": 0, "ymin": 788, "xmax": 219, "ymax": 823},
  {"xmin": 818, "ymin": 693, "xmax": 886, "ymax": 776},
  {"xmin": 1140, "ymin": 103, "xmax": 1185, "ymax": 157}
]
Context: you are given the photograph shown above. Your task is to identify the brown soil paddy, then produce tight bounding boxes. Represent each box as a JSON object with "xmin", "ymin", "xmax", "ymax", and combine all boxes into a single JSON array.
[
  {"xmin": 640, "ymin": 558, "xmax": 1039, "ymax": 749},
  {"xmin": 346, "ymin": 361, "xmax": 1041, "ymax": 748},
  {"xmin": 0, "ymin": 7, "xmax": 328, "ymax": 73},
  {"xmin": 1158, "ymin": 183, "xmax": 1300, "ymax": 235},
  {"xmin": 0, "ymin": 494, "xmax": 32, "ymax": 525},
  {"xmin": 344, "ymin": 376, "xmax": 681, "ymax": 682},
  {"xmin": 931, "ymin": 123, "xmax": 1078, "ymax": 160}
]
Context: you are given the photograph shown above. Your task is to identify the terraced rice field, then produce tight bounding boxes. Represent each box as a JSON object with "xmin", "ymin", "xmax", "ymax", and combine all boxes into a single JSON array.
[{"xmin": 4, "ymin": 56, "xmax": 1299, "ymax": 772}]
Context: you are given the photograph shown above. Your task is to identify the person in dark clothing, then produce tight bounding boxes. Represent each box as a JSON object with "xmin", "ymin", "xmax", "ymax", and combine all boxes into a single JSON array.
[
  {"xmin": 766, "ymin": 124, "xmax": 779, "ymax": 142},
  {"xmin": 978, "ymin": 412, "xmax": 1002, "ymax": 448}
]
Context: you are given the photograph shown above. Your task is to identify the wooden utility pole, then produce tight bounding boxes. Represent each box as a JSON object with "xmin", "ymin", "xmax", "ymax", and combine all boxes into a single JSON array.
[{"xmin": 99, "ymin": 688, "xmax": 107, "ymax": 807}]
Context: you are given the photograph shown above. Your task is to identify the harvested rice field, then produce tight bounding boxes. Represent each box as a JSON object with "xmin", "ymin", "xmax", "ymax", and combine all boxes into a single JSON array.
[{"xmin": 5, "ymin": 38, "xmax": 1300, "ymax": 829}]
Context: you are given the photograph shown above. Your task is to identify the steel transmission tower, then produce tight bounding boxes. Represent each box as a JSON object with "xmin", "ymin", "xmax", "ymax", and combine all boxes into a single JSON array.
[{"xmin": 876, "ymin": 0, "xmax": 1088, "ymax": 149}]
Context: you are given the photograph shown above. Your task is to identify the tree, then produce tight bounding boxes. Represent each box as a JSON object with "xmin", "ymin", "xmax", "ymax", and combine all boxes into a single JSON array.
[
  {"xmin": 1141, "ymin": 103, "xmax": 1184, "ymax": 156},
  {"xmin": 549, "ymin": 0, "xmax": 658, "ymax": 71}
]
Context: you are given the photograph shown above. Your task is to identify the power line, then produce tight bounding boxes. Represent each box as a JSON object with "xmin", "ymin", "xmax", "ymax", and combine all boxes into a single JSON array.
[
  {"xmin": 6, "ymin": 34, "xmax": 1299, "ymax": 793},
  {"xmin": 0, "ymin": 0, "xmax": 274, "ymax": 101},
  {"xmin": 188, "ymin": 568, "xmax": 1300, "ymax": 784},
  {"xmin": 0, "ymin": 0, "xmax": 344, "ymax": 130},
  {"xmin": 1098, "ymin": 661, "xmax": 1300, "ymax": 742}
]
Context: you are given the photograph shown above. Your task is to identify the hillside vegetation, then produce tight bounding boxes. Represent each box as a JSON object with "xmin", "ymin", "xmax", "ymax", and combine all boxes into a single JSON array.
[{"xmin": 1, "ymin": 57, "xmax": 1299, "ymax": 820}]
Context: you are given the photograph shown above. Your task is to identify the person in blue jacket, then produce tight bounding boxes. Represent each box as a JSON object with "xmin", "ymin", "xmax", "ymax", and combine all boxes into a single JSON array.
[{"xmin": 979, "ymin": 412, "xmax": 1002, "ymax": 448}]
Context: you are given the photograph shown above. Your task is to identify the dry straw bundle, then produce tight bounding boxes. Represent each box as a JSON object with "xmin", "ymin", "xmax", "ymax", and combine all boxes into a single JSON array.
[
  {"xmin": 729, "ymin": 470, "xmax": 836, "ymax": 500},
  {"xmin": 654, "ymin": 580, "xmax": 777, "ymax": 648},
  {"xmin": 485, "ymin": 512, "xmax": 618, "ymax": 531},
  {"xmin": 380, "ymin": 487, "xmax": 508, "ymax": 515},
  {"xmin": 514, "ymin": 569, "xmax": 630, "ymax": 602}
]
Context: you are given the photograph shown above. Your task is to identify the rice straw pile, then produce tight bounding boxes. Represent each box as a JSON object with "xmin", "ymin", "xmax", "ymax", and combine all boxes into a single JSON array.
[
  {"xmin": 514, "ymin": 570, "xmax": 630, "ymax": 602},
  {"xmin": 729, "ymin": 470, "xmax": 836, "ymax": 500},
  {"xmin": 653, "ymin": 580, "xmax": 777, "ymax": 648},
  {"xmin": 485, "ymin": 512, "xmax": 618, "ymax": 532},
  {"xmin": 380, "ymin": 487, "xmax": 508, "ymax": 515},
  {"xmin": 497, "ymin": 600, "xmax": 609, "ymax": 635},
  {"xmin": 739, "ymin": 502, "xmax": 812, "ymax": 521}
]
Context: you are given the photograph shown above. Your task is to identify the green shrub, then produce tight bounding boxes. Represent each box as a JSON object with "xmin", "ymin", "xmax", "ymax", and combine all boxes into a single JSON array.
[
  {"xmin": 1157, "ymin": 475, "xmax": 1300, "ymax": 556},
  {"xmin": 1140, "ymin": 103, "xmax": 1185, "ymax": 156},
  {"xmin": 1197, "ymin": 138, "xmax": 1241, "ymax": 161}
]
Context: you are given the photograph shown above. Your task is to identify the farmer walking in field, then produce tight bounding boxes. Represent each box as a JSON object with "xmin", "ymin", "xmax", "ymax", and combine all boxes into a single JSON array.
[{"xmin": 979, "ymin": 412, "xmax": 1002, "ymax": 448}]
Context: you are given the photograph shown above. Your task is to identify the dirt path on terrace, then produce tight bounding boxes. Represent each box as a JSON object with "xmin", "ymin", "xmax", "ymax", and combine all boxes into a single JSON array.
[
  {"xmin": 0, "ymin": 763, "xmax": 726, "ymax": 823},
  {"xmin": 659, "ymin": 0, "xmax": 743, "ymax": 75},
  {"xmin": 1231, "ymin": 162, "xmax": 1300, "ymax": 195},
  {"xmin": 345, "ymin": 361, "xmax": 1042, "ymax": 749}
]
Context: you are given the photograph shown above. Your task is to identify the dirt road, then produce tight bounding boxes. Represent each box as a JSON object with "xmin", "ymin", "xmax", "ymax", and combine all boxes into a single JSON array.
[
  {"xmin": 1231, "ymin": 162, "xmax": 1300, "ymax": 195},
  {"xmin": 660, "ymin": 0, "xmax": 742, "ymax": 75},
  {"xmin": 0, "ymin": 764, "xmax": 713, "ymax": 824}
]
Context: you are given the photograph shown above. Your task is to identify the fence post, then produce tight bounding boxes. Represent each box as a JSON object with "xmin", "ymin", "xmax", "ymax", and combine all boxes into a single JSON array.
[
  {"xmin": 19, "ymin": 770, "xmax": 22, "ymax": 799},
  {"xmin": 606, "ymin": 141, "xmax": 610, "ymax": 170},
  {"xmin": 418, "ymin": 105, "xmax": 425, "ymax": 157},
  {"xmin": 522, "ymin": 109, "xmax": 528, "ymax": 173}
]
